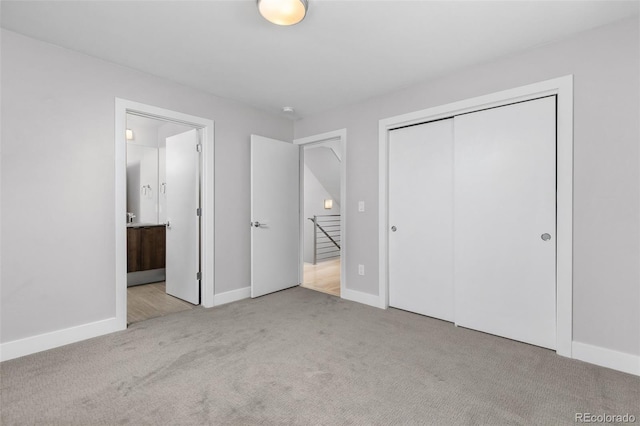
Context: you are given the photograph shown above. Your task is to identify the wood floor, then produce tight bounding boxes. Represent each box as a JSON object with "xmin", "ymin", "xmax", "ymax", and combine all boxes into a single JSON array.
[
  {"xmin": 128, "ymin": 260, "xmax": 339, "ymax": 325},
  {"xmin": 301, "ymin": 258, "xmax": 341, "ymax": 296},
  {"xmin": 127, "ymin": 282, "xmax": 196, "ymax": 325}
]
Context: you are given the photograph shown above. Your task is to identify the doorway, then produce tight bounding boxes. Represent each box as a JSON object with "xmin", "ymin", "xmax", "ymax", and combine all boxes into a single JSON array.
[
  {"xmin": 115, "ymin": 99, "xmax": 215, "ymax": 330},
  {"xmin": 124, "ymin": 114, "xmax": 199, "ymax": 324},
  {"xmin": 294, "ymin": 130, "xmax": 347, "ymax": 298}
]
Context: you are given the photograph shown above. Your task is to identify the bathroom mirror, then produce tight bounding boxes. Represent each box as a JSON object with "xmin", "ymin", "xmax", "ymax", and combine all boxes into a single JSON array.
[
  {"xmin": 127, "ymin": 144, "xmax": 160, "ymax": 224},
  {"xmin": 126, "ymin": 114, "xmax": 193, "ymax": 226}
]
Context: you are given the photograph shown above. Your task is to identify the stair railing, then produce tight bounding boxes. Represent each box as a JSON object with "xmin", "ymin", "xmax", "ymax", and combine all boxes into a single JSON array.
[{"xmin": 308, "ymin": 214, "xmax": 341, "ymax": 265}]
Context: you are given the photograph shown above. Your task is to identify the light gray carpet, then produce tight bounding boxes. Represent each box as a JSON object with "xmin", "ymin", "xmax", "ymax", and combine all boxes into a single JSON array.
[{"xmin": 1, "ymin": 287, "xmax": 638, "ymax": 425}]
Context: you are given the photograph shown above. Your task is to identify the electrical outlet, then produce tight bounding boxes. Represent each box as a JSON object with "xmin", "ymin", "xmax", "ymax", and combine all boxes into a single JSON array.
[
  {"xmin": 358, "ymin": 264, "xmax": 365, "ymax": 275},
  {"xmin": 358, "ymin": 201, "xmax": 365, "ymax": 212}
]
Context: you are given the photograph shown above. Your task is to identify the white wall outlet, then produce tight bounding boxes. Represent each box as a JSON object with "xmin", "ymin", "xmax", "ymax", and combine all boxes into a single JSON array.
[
  {"xmin": 358, "ymin": 264, "xmax": 365, "ymax": 275},
  {"xmin": 358, "ymin": 201, "xmax": 365, "ymax": 212}
]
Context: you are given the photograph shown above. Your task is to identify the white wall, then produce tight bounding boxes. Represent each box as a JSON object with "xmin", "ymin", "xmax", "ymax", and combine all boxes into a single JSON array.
[
  {"xmin": 126, "ymin": 115, "xmax": 160, "ymax": 147},
  {"xmin": 294, "ymin": 17, "xmax": 640, "ymax": 357},
  {"xmin": 0, "ymin": 29, "xmax": 292, "ymax": 344},
  {"xmin": 305, "ymin": 146, "xmax": 341, "ymax": 202}
]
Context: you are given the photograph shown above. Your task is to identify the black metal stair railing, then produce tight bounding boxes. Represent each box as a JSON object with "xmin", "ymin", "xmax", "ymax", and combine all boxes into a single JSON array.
[{"xmin": 308, "ymin": 214, "xmax": 341, "ymax": 265}]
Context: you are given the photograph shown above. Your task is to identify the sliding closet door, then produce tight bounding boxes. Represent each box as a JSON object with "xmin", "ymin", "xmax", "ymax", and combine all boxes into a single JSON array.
[
  {"xmin": 454, "ymin": 96, "xmax": 556, "ymax": 349},
  {"xmin": 389, "ymin": 119, "xmax": 454, "ymax": 321}
]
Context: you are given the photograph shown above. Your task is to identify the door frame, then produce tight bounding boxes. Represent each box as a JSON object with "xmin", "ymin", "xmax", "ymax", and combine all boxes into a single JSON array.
[
  {"xmin": 378, "ymin": 75, "xmax": 573, "ymax": 357},
  {"xmin": 115, "ymin": 99, "xmax": 215, "ymax": 330},
  {"xmin": 294, "ymin": 129, "xmax": 347, "ymax": 297}
]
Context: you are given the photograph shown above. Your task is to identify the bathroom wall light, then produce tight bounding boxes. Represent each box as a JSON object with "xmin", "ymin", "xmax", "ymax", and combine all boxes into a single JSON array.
[
  {"xmin": 125, "ymin": 129, "xmax": 134, "ymax": 140},
  {"xmin": 258, "ymin": 0, "xmax": 308, "ymax": 26},
  {"xmin": 324, "ymin": 199, "xmax": 333, "ymax": 209}
]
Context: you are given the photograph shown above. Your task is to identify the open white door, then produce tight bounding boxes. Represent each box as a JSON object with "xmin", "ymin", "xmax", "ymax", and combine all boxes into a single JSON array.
[
  {"xmin": 251, "ymin": 135, "xmax": 300, "ymax": 298},
  {"xmin": 165, "ymin": 129, "xmax": 200, "ymax": 305}
]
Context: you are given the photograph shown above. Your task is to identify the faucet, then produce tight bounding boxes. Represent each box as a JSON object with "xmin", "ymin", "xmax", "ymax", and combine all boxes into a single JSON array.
[{"xmin": 127, "ymin": 212, "xmax": 136, "ymax": 223}]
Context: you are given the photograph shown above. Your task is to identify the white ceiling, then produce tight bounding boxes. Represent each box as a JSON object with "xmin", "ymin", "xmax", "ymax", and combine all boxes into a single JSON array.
[{"xmin": 2, "ymin": 1, "xmax": 638, "ymax": 119}]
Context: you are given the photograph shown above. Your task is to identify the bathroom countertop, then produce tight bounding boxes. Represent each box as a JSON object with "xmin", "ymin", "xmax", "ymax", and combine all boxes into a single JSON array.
[{"xmin": 127, "ymin": 223, "xmax": 165, "ymax": 228}]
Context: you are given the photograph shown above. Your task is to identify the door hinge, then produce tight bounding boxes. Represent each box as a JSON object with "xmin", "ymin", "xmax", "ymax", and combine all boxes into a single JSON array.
[
  {"xmin": 196, "ymin": 207, "xmax": 202, "ymax": 216},
  {"xmin": 196, "ymin": 272, "xmax": 201, "ymax": 280},
  {"xmin": 196, "ymin": 144, "xmax": 202, "ymax": 153}
]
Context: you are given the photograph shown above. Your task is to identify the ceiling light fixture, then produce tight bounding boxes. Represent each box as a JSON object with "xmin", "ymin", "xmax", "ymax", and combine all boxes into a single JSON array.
[{"xmin": 258, "ymin": 0, "xmax": 308, "ymax": 26}]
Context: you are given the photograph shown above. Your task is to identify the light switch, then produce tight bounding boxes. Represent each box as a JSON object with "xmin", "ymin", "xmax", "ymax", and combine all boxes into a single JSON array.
[{"xmin": 358, "ymin": 201, "xmax": 365, "ymax": 212}]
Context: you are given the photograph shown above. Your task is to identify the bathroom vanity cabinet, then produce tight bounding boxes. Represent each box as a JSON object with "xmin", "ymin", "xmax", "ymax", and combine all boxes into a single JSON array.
[{"xmin": 127, "ymin": 224, "xmax": 166, "ymax": 286}]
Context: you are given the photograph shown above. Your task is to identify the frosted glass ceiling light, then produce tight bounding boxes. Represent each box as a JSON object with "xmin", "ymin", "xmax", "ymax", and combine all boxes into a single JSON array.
[{"xmin": 258, "ymin": 0, "xmax": 308, "ymax": 26}]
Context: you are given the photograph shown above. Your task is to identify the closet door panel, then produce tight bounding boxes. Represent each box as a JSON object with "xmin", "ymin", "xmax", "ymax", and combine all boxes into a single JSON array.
[
  {"xmin": 389, "ymin": 119, "xmax": 454, "ymax": 321},
  {"xmin": 453, "ymin": 96, "xmax": 556, "ymax": 349}
]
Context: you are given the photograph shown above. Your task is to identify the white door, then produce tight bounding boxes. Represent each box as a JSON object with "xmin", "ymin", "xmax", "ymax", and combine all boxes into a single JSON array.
[
  {"xmin": 454, "ymin": 96, "xmax": 556, "ymax": 349},
  {"xmin": 165, "ymin": 129, "xmax": 200, "ymax": 305},
  {"xmin": 388, "ymin": 119, "xmax": 454, "ymax": 321},
  {"xmin": 251, "ymin": 135, "xmax": 300, "ymax": 298}
]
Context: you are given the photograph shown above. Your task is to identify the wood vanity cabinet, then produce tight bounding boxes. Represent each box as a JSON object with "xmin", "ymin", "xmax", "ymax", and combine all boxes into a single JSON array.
[
  {"xmin": 141, "ymin": 226, "xmax": 166, "ymax": 270},
  {"xmin": 127, "ymin": 227, "xmax": 141, "ymax": 272},
  {"xmin": 127, "ymin": 225, "xmax": 166, "ymax": 273}
]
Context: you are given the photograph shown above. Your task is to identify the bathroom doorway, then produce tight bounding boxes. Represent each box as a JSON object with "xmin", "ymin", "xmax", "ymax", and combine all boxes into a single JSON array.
[
  {"xmin": 125, "ymin": 114, "xmax": 199, "ymax": 324},
  {"xmin": 115, "ymin": 99, "xmax": 215, "ymax": 329}
]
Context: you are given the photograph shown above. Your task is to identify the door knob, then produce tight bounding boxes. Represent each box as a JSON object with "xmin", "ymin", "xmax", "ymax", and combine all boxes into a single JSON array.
[
  {"xmin": 541, "ymin": 233, "xmax": 551, "ymax": 241},
  {"xmin": 251, "ymin": 221, "xmax": 266, "ymax": 228},
  {"xmin": 391, "ymin": 226, "xmax": 397, "ymax": 232}
]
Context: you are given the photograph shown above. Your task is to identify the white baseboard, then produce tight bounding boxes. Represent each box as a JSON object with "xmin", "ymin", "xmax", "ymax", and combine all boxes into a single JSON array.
[
  {"xmin": 572, "ymin": 341, "xmax": 639, "ymax": 376},
  {"xmin": 213, "ymin": 286, "xmax": 251, "ymax": 306},
  {"xmin": 0, "ymin": 317, "xmax": 123, "ymax": 362},
  {"xmin": 342, "ymin": 288, "xmax": 382, "ymax": 309}
]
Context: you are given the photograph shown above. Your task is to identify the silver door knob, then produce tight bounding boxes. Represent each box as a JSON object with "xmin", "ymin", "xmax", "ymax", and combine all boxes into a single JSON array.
[
  {"xmin": 391, "ymin": 226, "xmax": 397, "ymax": 232},
  {"xmin": 251, "ymin": 221, "xmax": 266, "ymax": 228},
  {"xmin": 541, "ymin": 233, "xmax": 551, "ymax": 241}
]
